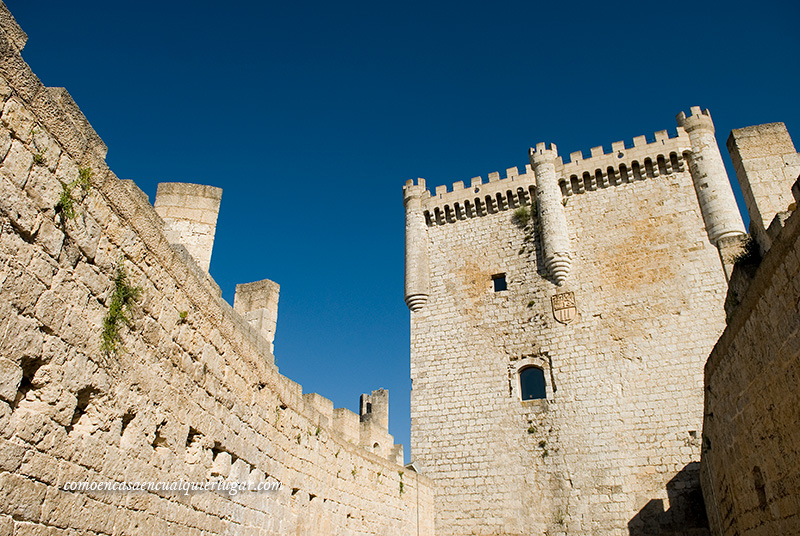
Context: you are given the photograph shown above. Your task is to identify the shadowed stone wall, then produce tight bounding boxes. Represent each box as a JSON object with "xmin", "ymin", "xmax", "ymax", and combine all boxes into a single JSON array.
[{"xmin": 701, "ymin": 164, "xmax": 800, "ymax": 534}]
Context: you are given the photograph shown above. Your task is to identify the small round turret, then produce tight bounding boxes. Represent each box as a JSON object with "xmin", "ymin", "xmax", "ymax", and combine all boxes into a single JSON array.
[
  {"xmin": 530, "ymin": 143, "xmax": 572, "ymax": 285},
  {"xmin": 403, "ymin": 179, "xmax": 430, "ymax": 311},
  {"xmin": 676, "ymin": 107, "xmax": 745, "ymax": 244}
]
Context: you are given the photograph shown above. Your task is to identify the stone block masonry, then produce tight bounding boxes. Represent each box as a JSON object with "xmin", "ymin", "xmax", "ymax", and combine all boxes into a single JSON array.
[
  {"xmin": 701, "ymin": 160, "xmax": 800, "ymax": 534},
  {"xmin": 406, "ymin": 109, "xmax": 744, "ymax": 534},
  {"xmin": 0, "ymin": 3, "xmax": 433, "ymax": 535}
]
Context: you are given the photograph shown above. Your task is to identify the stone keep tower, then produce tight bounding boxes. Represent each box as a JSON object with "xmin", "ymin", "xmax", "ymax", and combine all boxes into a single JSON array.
[{"xmin": 404, "ymin": 109, "xmax": 744, "ymax": 535}]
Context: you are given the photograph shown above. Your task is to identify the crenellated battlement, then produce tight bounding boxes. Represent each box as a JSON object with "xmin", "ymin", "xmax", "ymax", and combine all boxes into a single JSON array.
[
  {"xmin": 418, "ymin": 165, "xmax": 537, "ymax": 226},
  {"xmin": 417, "ymin": 125, "xmax": 692, "ymax": 226},
  {"xmin": 530, "ymin": 142, "xmax": 558, "ymax": 163},
  {"xmin": 677, "ymin": 106, "xmax": 715, "ymax": 133},
  {"xmin": 558, "ymin": 127, "xmax": 691, "ymax": 196}
]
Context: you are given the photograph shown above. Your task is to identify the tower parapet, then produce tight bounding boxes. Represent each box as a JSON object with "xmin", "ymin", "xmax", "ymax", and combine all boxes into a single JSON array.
[
  {"xmin": 677, "ymin": 107, "xmax": 745, "ymax": 244},
  {"xmin": 359, "ymin": 389, "xmax": 402, "ymax": 464},
  {"xmin": 727, "ymin": 122, "xmax": 800, "ymax": 254},
  {"xmin": 530, "ymin": 142, "xmax": 572, "ymax": 285},
  {"xmin": 403, "ymin": 178, "xmax": 431, "ymax": 311},
  {"xmin": 233, "ymin": 278, "xmax": 280, "ymax": 353},
  {"xmin": 360, "ymin": 388, "xmax": 389, "ymax": 429},
  {"xmin": 154, "ymin": 182, "xmax": 223, "ymax": 272}
]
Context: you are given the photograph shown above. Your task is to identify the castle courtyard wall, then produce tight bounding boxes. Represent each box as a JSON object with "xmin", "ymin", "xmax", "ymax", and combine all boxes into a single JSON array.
[
  {"xmin": 700, "ymin": 182, "xmax": 800, "ymax": 535},
  {"xmin": 0, "ymin": 5, "xmax": 433, "ymax": 535}
]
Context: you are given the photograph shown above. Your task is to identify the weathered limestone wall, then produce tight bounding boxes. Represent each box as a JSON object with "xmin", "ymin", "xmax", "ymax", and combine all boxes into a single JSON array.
[
  {"xmin": 700, "ymin": 168, "xmax": 800, "ymax": 533},
  {"xmin": 0, "ymin": 4, "xmax": 433, "ymax": 535},
  {"xmin": 409, "ymin": 123, "xmax": 733, "ymax": 534}
]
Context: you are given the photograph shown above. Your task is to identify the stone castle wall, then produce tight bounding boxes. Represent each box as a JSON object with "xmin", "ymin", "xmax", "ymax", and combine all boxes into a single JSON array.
[
  {"xmin": 0, "ymin": 5, "xmax": 433, "ymax": 535},
  {"xmin": 700, "ymin": 147, "xmax": 800, "ymax": 533},
  {"xmin": 407, "ymin": 122, "xmax": 735, "ymax": 534}
]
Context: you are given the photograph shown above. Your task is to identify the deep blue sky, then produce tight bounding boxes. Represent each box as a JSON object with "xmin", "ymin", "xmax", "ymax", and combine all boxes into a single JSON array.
[{"xmin": 7, "ymin": 0, "xmax": 798, "ymax": 460}]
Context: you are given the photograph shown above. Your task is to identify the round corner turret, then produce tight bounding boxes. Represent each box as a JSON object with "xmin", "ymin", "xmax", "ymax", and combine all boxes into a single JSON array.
[
  {"xmin": 404, "ymin": 178, "xmax": 431, "ymax": 312},
  {"xmin": 530, "ymin": 142, "xmax": 572, "ymax": 286},
  {"xmin": 677, "ymin": 107, "xmax": 745, "ymax": 245}
]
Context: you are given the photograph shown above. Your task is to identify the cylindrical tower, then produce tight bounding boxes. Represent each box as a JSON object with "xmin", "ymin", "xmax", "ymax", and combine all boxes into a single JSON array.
[
  {"xmin": 676, "ymin": 107, "xmax": 746, "ymax": 244},
  {"xmin": 403, "ymin": 179, "xmax": 430, "ymax": 311},
  {"xmin": 530, "ymin": 143, "xmax": 571, "ymax": 285}
]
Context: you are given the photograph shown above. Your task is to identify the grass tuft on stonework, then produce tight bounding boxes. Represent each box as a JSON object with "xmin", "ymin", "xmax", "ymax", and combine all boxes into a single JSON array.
[
  {"xmin": 55, "ymin": 167, "xmax": 93, "ymax": 220},
  {"xmin": 101, "ymin": 265, "xmax": 141, "ymax": 355},
  {"xmin": 512, "ymin": 206, "xmax": 531, "ymax": 227}
]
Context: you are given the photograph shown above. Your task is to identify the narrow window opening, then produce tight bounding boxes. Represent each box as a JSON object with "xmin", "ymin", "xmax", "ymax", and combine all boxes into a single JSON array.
[
  {"xmin": 570, "ymin": 175, "xmax": 582, "ymax": 194},
  {"xmin": 644, "ymin": 158, "xmax": 655, "ymax": 178},
  {"xmin": 619, "ymin": 164, "xmax": 630, "ymax": 182},
  {"xmin": 507, "ymin": 190, "xmax": 518, "ymax": 208},
  {"xmin": 632, "ymin": 161, "xmax": 643, "ymax": 181},
  {"xmin": 485, "ymin": 195, "xmax": 496, "ymax": 214},
  {"xmin": 657, "ymin": 155, "xmax": 668, "ymax": 175},
  {"xmin": 583, "ymin": 171, "xmax": 593, "ymax": 191},
  {"xmin": 607, "ymin": 166, "xmax": 617, "ymax": 186},
  {"xmin": 519, "ymin": 367, "xmax": 546, "ymax": 400},
  {"xmin": 595, "ymin": 169, "xmax": 605, "ymax": 188},
  {"xmin": 517, "ymin": 187, "xmax": 528, "ymax": 205},
  {"xmin": 682, "ymin": 151, "xmax": 694, "ymax": 178},
  {"xmin": 474, "ymin": 198, "xmax": 485, "ymax": 216},
  {"xmin": 444, "ymin": 205, "xmax": 455, "ymax": 223},
  {"xmin": 464, "ymin": 200, "xmax": 474, "ymax": 217},
  {"xmin": 492, "ymin": 274, "xmax": 507, "ymax": 292},
  {"xmin": 753, "ymin": 466, "xmax": 768, "ymax": 509},
  {"xmin": 670, "ymin": 152, "xmax": 681, "ymax": 173}
]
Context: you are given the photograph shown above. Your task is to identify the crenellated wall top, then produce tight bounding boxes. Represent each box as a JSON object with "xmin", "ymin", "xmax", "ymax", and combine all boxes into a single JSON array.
[{"xmin": 413, "ymin": 125, "xmax": 692, "ymax": 226}]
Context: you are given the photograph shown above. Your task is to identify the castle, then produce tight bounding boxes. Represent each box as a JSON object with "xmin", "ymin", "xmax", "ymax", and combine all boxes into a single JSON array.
[
  {"xmin": 403, "ymin": 106, "xmax": 800, "ymax": 534},
  {"xmin": 0, "ymin": 2, "xmax": 798, "ymax": 535}
]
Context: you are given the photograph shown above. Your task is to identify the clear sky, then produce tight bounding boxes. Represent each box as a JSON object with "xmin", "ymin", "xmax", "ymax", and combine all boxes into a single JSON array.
[{"xmin": 7, "ymin": 0, "xmax": 798, "ymax": 460}]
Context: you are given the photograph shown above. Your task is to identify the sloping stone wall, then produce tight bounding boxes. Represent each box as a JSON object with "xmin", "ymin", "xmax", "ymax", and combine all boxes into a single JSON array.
[{"xmin": 701, "ymin": 188, "xmax": 800, "ymax": 535}]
